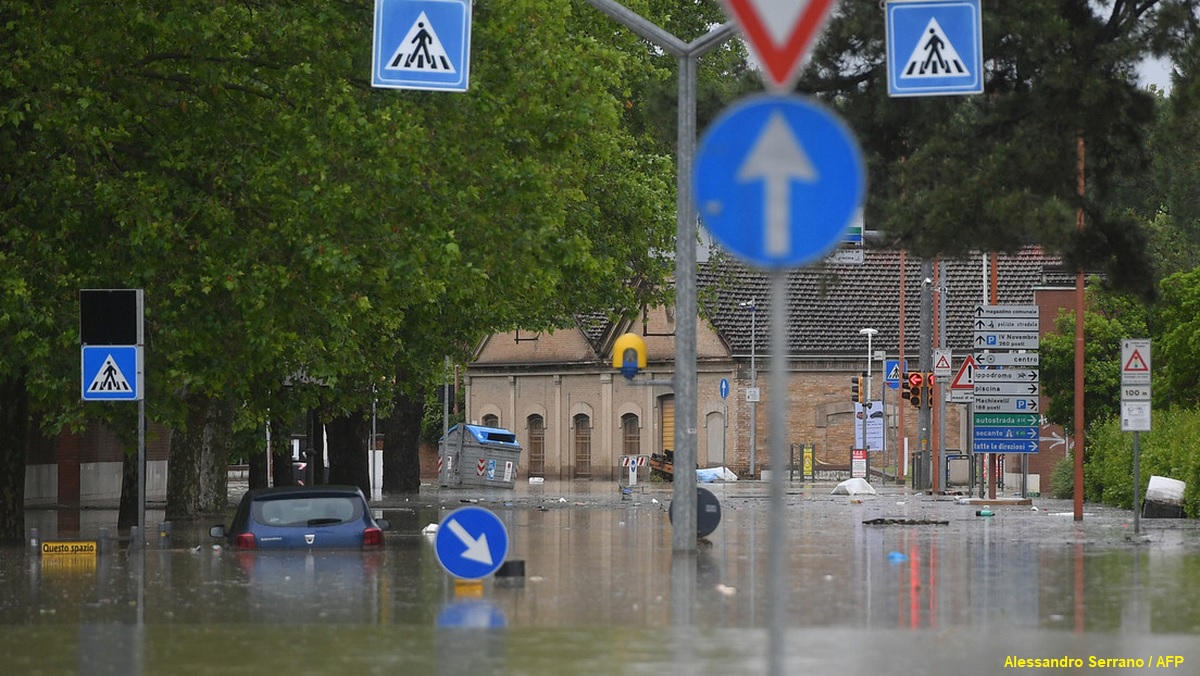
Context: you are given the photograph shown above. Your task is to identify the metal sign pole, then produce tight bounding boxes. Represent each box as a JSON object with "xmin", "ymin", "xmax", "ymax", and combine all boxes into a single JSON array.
[
  {"xmin": 582, "ymin": 0, "xmax": 734, "ymax": 554},
  {"xmin": 767, "ymin": 269, "xmax": 788, "ymax": 673}
]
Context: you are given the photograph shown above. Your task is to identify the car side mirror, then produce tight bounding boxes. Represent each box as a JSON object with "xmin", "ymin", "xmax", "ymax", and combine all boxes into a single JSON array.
[
  {"xmin": 209, "ymin": 525, "xmax": 227, "ymax": 539},
  {"xmin": 374, "ymin": 518, "xmax": 390, "ymax": 530}
]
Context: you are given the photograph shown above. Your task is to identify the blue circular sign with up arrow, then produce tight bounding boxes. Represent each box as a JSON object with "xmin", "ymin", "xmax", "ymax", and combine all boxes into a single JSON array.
[
  {"xmin": 434, "ymin": 506, "xmax": 509, "ymax": 580},
  {"xmin": 694, "ymin": 94, "xmax": 865, "ymax": 269}
]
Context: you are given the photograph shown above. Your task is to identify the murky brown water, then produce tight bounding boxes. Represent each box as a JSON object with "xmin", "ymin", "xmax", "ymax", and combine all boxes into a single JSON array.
[{"xmin": 4, "ymin": 480, "xmax": 1200, "ymax": 674}]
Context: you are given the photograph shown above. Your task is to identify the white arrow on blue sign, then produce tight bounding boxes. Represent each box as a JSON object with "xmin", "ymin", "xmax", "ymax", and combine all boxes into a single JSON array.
[
  {"xmin": 434, "ymin": 506, "xmax": 509, "ymax": 580},
  {"xmin": 373, "ymin": 0, "xmax": 472, "ymax": 92},
  {"xmin": 694, "ymin": 94, "xmax": 865, "ymax": 269},
  {"xmin": 886, "ymin": 0, "xmax": 983, "ymax": 97},
  {"xmin": 720, "ymin": 378, "xmax": 730, "ymax": 399}
]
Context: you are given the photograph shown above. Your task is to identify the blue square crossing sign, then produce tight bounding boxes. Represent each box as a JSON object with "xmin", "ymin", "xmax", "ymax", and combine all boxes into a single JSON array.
[
  {"xmin": 886, "ymin": 0, "xmax": 983, "ymax": 97},
  {"xmin": 373, "ymin": 0, "xmax": 472, "ymax": 92},
  {"xmin": 81, "ymin": 345, "xmax": 141, "ymax": 401}
]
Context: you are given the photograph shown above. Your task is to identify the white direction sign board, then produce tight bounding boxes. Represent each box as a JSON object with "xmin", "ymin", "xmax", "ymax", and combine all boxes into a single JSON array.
[
  {"xmin": 976, "ymin": 304, "xmax": 1039, "ymax": 319},
  {"xmin": 974, "ymin": 395, "xmax": 1039, "ymax": 414},
  {"xmin": 973, "ymin": 369, "xmax": 1039, "ymax": 382},
  {"xmin": 974, "ymin": 331, "xmax": 1040, "ymax": 351},
  {"xmin": 974, "ymin": 381, "xmax": 1040, "ymax": 396},
  {"xmin": 975, "ymin": 352, "xmax": 1039, "ymax": 367},
  {"xmin": 973, "ymin": 317, "xmax": 1039, "ymax": 332}
]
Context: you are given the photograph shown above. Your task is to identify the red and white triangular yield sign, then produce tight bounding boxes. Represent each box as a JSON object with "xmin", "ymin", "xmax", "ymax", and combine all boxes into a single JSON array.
[{"xmin": 721, "ymin": 0, "xmax": 837, "ymax": 91}]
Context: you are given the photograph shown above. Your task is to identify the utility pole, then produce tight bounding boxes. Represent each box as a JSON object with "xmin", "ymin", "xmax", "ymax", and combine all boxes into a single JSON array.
[
  {"xmin": 919, "ymin": 259, "xmax": 934, "ymax": 488},
  {"xmin": 583, "ymin": 0, "xmax": 734, "ymax": 553}
]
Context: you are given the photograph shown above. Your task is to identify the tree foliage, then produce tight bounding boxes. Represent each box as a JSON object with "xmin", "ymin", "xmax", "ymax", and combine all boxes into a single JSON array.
[
  {"xmin": 0, "ymin": 0, "xmax": 691, "ymax": 534},
  {"xmin": 805, "ymin": 0, "xmax": 1200, "ymax": 299},
  {"xmin": 1040, "ymin": 284, "xmax": 1149, "ymax": 433}
]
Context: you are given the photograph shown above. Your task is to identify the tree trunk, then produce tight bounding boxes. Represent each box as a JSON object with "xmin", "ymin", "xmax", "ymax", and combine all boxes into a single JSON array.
[
  {"xmin": 326, "ymin": 413, "xmax": 370, "ymax": 496},
  {"xmin": 382, "ymin": 390, "xmax": 423, "ymax": 494},
  {"xmin": 117, "ymin": 449, "xmax": 138, "ymax": 531},
  {"xmin": 271, "ymin": 415, "xmax": 296, "ymax": 486},
  {"xmin": 166, "ymin": 393, "xmax": 235, "ymax": 520},
  {"xmin": 0, "ymin": 373, "xmax": 28, "ymax": 544}
]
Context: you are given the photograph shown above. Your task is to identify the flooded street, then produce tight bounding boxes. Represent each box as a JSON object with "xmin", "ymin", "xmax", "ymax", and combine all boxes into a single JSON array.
[{"xmin": 4, "ymin": 479, "xmax": 1200, "ymax": 674}]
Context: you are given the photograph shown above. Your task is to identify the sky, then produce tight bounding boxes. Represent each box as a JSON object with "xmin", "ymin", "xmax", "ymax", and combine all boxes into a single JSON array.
[{"xmin": 1139, "ymin": 56, "xmax": 1176, "ymax": 93}]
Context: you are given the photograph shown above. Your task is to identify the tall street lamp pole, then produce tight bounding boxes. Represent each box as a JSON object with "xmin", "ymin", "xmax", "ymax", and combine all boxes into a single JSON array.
[
  {"xmin": 859, "ymin": 328, "xmax": 878, "ymax": 465},
  {"xmin": 740, "ymin": 300, "xmax": 758, "ymax": 477}
]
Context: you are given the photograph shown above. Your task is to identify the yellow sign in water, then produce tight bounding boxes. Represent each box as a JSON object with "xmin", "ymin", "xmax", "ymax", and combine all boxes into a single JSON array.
[{"xmin": 41, "ymin": 541, "xmax": 98, "ymax": 556}]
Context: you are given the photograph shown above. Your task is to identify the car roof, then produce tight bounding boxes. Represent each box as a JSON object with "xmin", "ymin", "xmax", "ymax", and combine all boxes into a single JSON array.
[{"xmin": 241, "ymin": 485, "xmax": 367, "ymax": 501}]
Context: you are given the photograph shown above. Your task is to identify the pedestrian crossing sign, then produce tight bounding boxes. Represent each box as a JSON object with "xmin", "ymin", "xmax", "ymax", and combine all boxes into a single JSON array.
[
  {"xmin": 81, "ymin": 346, "xmax": 141, "ymax": 401},
  {"xmin": 885, "ymin": 0, "xmax": 983, "ymax": 97},
  {"xmin": 373, "ymin": 0, "xmax": 471, "ymax": 92}
]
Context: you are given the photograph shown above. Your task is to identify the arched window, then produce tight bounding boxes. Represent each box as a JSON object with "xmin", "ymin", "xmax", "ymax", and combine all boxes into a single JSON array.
[
  {"xmin": 481, "ymin": 413, "xmax": 499, "ymax": 428},
  {"xmin": 573, "ymin": 413, "xmax": 591, "ymax": 478},
  {"xmin": 526, "ymin": 415, "xmax": 545, "ymax": 477},
  {"xmin": 621, "ymin": 413, "xmax": 640, "ymax": 457}
]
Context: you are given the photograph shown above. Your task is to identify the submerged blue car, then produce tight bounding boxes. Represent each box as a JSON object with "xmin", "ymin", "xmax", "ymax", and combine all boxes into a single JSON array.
[{"xmin": 211, "ymin": 485, "xmax": 390, "ymax": 550}]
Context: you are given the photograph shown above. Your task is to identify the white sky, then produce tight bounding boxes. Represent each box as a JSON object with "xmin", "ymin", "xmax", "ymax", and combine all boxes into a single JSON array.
[{"xmin": 1138, "ymin": 55, "xmax": 1175, "ymax": 93}]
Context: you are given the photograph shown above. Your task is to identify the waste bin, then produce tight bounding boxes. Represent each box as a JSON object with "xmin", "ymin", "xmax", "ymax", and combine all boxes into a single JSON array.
[{"xmin": 438, "ymin": 424, "xmax": 522, "ymax": 489}]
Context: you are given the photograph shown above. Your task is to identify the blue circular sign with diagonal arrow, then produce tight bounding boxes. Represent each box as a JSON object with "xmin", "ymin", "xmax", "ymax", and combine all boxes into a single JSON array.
[
  {"xmin": 694, "ymin": 94, "xmax": 866, "ymax": 269},
  {"xmin": 434, "ymin": 506, "xmax": 509, "ymax": 580}
]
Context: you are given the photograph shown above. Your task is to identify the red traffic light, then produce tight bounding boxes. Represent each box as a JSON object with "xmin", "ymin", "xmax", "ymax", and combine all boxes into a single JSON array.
[{"xmin": 906, "ymin": 372, "xmax": 924, "ymax": 388}]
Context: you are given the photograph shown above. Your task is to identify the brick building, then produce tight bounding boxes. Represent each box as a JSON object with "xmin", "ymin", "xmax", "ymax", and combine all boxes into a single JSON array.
[{"xmin": 465, "ymin": 246, "xmax": 1078, "ymax": 491}]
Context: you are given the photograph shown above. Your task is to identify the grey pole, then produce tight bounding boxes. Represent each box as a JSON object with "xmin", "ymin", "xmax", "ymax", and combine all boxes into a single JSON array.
[
  {"xmin": 767, "ymin": 270, "xmax": 788, "ymax": 673},
  {"xmin": 936, "ymin": 262, "xmax": 947, "ymax": 493},
  {"xmin": 582, "ymin": 0, "xmax": 734, "ymax": 553},
  {"xmin": 919, "ymin": 260, "xmax": 934, "ymax": 488}
]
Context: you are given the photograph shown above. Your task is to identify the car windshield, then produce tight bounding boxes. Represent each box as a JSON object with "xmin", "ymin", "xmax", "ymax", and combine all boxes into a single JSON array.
[{"xmin": 252, "ymin": 495, "xmax": 362, "ymax": 527}]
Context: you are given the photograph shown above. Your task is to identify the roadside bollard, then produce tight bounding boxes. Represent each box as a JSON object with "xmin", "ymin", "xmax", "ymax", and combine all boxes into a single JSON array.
[
  {"xmin": 29, "ymin": 527, "xmax": 39, "ymax": 553},
  {"xmin": 98, "ymin": 527, "xmax": 110, "ymax": 554},
  {"xmin": 159, "ymin": 522, "xmax": 172, "ymax": 549}
]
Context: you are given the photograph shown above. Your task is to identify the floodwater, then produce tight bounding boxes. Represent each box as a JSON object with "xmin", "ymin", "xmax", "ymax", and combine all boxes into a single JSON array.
[{"xmin": 3, "ymin": 479, "xmax": 1200, "ymax": 675}]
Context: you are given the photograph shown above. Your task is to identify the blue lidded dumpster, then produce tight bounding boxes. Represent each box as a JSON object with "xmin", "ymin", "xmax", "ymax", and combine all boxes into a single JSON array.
[{"xmin": 438, "ymin": 424, "xmax": 522, "ymax": 489}]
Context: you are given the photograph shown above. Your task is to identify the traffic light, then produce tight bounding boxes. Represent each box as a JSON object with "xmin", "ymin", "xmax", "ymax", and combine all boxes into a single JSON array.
[
  {"xmin": 612, "ymin": 332, "xmax": 647, "ymax": 380},
  {"xmin": 906, "ymin": 371, "xmax": 924, "ymax": 408},
  {"xmin": 850, "ymin": 373, "xmax": 864, "ymax": 403}
]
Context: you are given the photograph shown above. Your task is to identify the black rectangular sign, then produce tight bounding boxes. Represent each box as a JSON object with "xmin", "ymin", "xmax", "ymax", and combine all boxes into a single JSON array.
[{"xmin": 79, "ymin": 289, "xmax": 142, "ymax": 345}]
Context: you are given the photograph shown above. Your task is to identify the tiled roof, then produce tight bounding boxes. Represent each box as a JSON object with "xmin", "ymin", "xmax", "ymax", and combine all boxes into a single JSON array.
[
  {"xmin": 698, "ymin": 246, "xmax": 1071, "ymax": 357},
  {"xmin": 573, "ymin": 312, "xmax": 611, "ymax": 351}
]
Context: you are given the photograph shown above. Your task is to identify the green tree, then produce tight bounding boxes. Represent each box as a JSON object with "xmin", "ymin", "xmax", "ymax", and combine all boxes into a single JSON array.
[
  {"xmin": 807, "ymin": 0, "xmax": 1199, "ymax": 299},
  {"xmin": 1153, "ymin": 267, "xmax": 1200, "ymax": 406},
  {"xmin": 1039, "ymin": 285, "xmax": 1149, "ymax": 433},
  {"xmin": 0, "ymin": 0, "xmax": 687, "ymax": 538}
]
